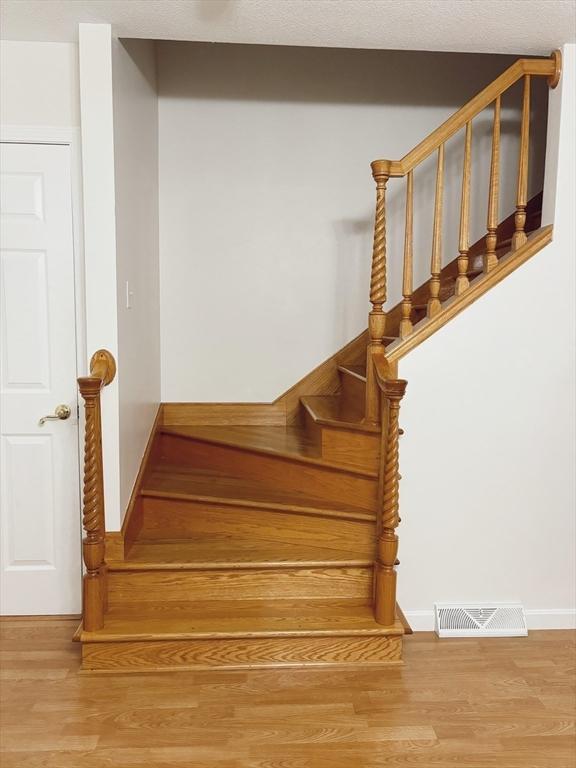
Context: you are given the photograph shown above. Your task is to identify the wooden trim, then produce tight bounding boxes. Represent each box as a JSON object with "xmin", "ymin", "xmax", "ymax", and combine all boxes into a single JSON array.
[
  {"xmin": 162, "ymin": 402, "xmax": 286, "ymax": 426},
  {"xmin": 372, "ymin": 54, "xmax": 560, "ymax": 178},
  {"xmin": 120, "ymin": 405, "xmax": 163, "ymax": 551},
  {"xmin": 0, "ymin": 614, "xmax": 81, "ymax": 621},
  {"xmin": 396, "ymin": 603, "xmax": 413, "ymax": 635},
  {"xmin": 386, "ymin": 225, "xmax": 552, "ymax": 362}
]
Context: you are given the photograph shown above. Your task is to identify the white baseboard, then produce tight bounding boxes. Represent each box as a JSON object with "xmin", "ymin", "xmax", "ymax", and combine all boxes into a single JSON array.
[{"xmin": 404, "ymin": 609, "xmax": 576, "ymax": 632}]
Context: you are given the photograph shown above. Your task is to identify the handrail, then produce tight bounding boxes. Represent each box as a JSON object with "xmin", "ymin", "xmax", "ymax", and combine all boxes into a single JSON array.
[
  {"xmin": 364, "ymin": 50, "xmax": 561, "ymax": 424},
  {"xmin": 78, "ymin": 349, "xmax": 116, "ymax": 632},
  {"xmin": 372, "ymin": 52, "xmax": 561, "ymax": 178}
]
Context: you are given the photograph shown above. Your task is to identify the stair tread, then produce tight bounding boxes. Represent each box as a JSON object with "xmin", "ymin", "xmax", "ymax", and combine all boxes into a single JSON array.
[
  {"xmin": 301, "ymin": 395, "xmax": 378, "ymax": 432},
  {"xmin": 338, "ymin": 364, "xmax": 367, "ymax": 381},
  {"xmin": 142, "ymin": 464, "xmax": 375, "ymax": 520},
  {"xmin": 119, "ymin": 536, "xmax": 373, "ymax": 568},
  {"xmin": 159, "ymin": 425, "xmax": 377, "ymax": 477},
  {"xmin": 81, "ymin": 598, "xmax": 404, "ymax": 641}
]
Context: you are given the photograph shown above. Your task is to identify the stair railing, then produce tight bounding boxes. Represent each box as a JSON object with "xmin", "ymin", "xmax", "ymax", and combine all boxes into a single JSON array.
[
  {"xmin": 373, "ymin": 351, "xmax": 407, "ymax": 626},
  {"xmin": 78, "ymin": 350, "xmax": 116, "ymax": 631},
  {"xmin": 365, "ymin": 50, "xmax": 562, "ymax": 425},
  {"xmin": 367, "ymin": 52, "xmax": 561, "ymax": 627}
]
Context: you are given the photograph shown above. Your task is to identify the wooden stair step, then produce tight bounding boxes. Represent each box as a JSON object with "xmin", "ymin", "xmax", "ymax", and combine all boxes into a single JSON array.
[
  {"xmin": 80, "ymin": 598, "xmax": 404, "ymax": 642},
  {"xmin": 118, "ymin": 535, "xmax": 373, "ymax": 568},
  {"xmin": 157, "ymin": 426, "xmax": 378, "ymax": 510},
  {"xmin": 141, "ymin": 465, "xmax": 374, "ymax": 521},
  {"xmin": 159, "ymin": 424, "xmax": 375, "ymax": 474},
  {"xmin": 79, "ymin": 598, "xmax": 404, "ymax": 671},
  {"xmin": 301, "ymin": 395, "xmax": 378, "ymax": 433}
]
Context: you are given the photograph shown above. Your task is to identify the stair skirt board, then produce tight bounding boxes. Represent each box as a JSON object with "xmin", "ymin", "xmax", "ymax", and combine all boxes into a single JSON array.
[{"xmin": 81, "ymin": 634, "xmax": 403, "ymax": 673}]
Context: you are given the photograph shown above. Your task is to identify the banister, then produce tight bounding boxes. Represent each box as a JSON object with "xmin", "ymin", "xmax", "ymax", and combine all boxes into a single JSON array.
[
  {"xmin": 372, "ymin": 51, "xmax": 562, "ymax": 179},
  {"xmin": 81, "ymin": 348, "xmax": 116, "ymax": 389},
  {"xmin": 78, "ymin": 349, "xmax": 116, "ymax": 632}
]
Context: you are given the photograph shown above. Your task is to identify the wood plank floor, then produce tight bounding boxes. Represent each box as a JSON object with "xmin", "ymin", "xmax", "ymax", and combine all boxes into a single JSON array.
[{"xmin": 1, "ymin": 618, "xmax": 574, "ymax": 767}]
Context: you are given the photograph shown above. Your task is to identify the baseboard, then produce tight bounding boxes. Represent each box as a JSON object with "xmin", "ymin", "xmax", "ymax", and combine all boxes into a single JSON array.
[
  {"xmin": 525, "ymin": 609, "xmax": 576, "ymax": 630},
  {"xmin": 404, "ymin": 608, "xmax": 576, "ymax": 632}
]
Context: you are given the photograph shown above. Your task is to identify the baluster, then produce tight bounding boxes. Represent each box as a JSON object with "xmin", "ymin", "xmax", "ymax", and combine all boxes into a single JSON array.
[
  {"xmin": 485, "ymin": 96, "xmax": 501, "ymax": 272},
  {"xmin": 427, "ymin": 144, "xmax": 444, "ymax": 318},
  {"xmin": 512, "ymin": 75, "xmax": 531, "ymax": 250},
  {"xmin": 374, "ymin": 378, "xmax": 408, "ymax": 626},
  {"xmin": 365, "ymin": 161, "xmax": 391, "ymax": 425},
  {"xmin": 455, "ymin": 121, "xmax": 473, "ymax": 295},
  {"xmin": 400, "ymin": 171, "xmax": 414, "ymax": 338},
  {"xmin": 78, "ymin": 377, "xmax": 106, "ymax": 632}
]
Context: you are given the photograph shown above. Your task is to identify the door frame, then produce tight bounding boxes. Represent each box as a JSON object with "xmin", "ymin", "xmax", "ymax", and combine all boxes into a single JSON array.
[{"xmin": 0, "ymin": 125, "xmax": 86, "ymax": 602}]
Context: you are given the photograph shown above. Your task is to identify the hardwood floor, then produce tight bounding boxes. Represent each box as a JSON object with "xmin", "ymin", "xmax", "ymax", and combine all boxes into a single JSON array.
[{"xmin": 1, "ymin": 618, "xmax": 574, "ymax": 767}]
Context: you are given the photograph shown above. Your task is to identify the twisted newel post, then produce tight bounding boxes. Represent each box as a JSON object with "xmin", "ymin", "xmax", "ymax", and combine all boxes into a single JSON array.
[
  {"xmin": 78, "ymin": 349, "xmax": 116, "ymax": 632},
  {"xmin": 365, "ymin": 160, "xmax": 391, "ymax": 425},
  {"xmin": 374, "ymin": 378, "xmax": 407, "ymax": 626}
]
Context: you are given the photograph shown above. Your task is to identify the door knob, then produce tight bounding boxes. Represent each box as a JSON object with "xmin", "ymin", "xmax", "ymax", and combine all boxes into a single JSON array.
[{"xmin": 38, "ymin": 404, "xmax": 72, "ymax": 426}]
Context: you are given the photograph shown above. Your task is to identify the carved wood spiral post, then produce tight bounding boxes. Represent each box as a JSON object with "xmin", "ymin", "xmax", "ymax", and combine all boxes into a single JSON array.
[
  {"xmin": 374, "ymin": 378, "xmax": 407, "ymax": 626},
  {"xmin": 78, "ymin": 350, "xmax": 116, "ymax": 632},
  {"xmin": 365, "ymin": 160, "xmax": 391, "ymax": 425}
]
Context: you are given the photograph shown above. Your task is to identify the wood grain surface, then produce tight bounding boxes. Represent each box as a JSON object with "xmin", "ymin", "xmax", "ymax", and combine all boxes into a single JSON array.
[{"xmin": 1, "ymin": 618, "xmax": 573, "ymax": 767}]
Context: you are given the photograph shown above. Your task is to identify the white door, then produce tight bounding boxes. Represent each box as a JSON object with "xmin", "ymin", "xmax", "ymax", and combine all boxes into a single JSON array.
[{"xmin": 0, "ymin": 142, "xmax": 81, "ymax": 615}]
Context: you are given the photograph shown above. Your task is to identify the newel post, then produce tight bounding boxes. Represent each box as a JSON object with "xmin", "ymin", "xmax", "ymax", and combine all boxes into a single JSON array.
[
  {"xmin": 78, "ymin": 349, "xmax": 116, "ymax": 632},
  {"xmin": 374, "ymin": 378, "xmax": 407, "ymax": 626},
  {"xmin": 365, "ymin": 160, "xmax": 391, "ymax": 425}
]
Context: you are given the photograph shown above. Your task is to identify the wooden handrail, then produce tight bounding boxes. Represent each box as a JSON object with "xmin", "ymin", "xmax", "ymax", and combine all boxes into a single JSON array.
[
  {"xmin": 362, "ymin": 51, "xmax": 561, "ymax": 426},
  {"xmin": 78, "ymin": 349, "xmax": 116, "ymax": 632},
  {"xmin": 372, "ymin": 52, "xmax": 561, "ymax": 179}
]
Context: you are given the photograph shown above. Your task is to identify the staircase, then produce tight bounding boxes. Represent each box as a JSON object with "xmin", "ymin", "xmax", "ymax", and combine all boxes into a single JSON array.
[{"xmin": 76, "ymin": 52, "xmax": 560, "ymax": 672}]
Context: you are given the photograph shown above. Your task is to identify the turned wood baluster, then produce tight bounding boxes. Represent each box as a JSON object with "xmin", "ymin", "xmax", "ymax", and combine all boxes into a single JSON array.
[
  {"xmin": 78, "ymin": 377, "xmax": 106, "ymax": 631},
  {"xmin": 365, "ymin": 161, "xmax": 391, "ymax": 424},
  {"xmin": 485, "ymin": 96, "xmax": 501, "ymax": 272},
  {"xmin": 427, "ymin": 144, "xmax": 444, "ymax": 318},
  {"xmin": 455, "ymin": 121, "xmax": 473, "ymax": 295},
  {"xmin": 400, "ymin": 171, "xmax": 414, "ymax": 339},
  {"xmin": 512, "ymin": 75, "xmax": 531, "ymax": 250},
  {"xmin": 374, "ymin": 378, "xmax": 407, "ymax": 626}
]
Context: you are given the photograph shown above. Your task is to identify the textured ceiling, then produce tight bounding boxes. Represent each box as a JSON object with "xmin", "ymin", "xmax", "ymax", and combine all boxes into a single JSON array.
[{"xmin": 1, "ymin": 0, "xmax": 574, "ymax": 54}]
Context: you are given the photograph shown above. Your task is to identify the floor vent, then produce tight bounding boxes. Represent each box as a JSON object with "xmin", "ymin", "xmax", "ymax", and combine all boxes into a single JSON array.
[{"xmin": 434, "ymin": 603, "xmax": 528, "ymax": 637}]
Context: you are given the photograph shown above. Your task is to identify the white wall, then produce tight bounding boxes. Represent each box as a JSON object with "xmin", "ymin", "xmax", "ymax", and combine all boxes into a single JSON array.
[
  {"xmin": 79, "ymin": 25, "xmax": 161, "ymax": 527},
  {"xmin": 157, "ymin": 43, "xmax": 547, "ymax": 402},
  {"xmin": 112, "ymin": 38, "xmax": 161, "ymax": 514},
  {"xmin": 78, "ymin": 24, "xmax": 121, "ymax": 528},
  {"xmin": 0, "ymin": 40, "xmax": 79, "ymax": 126},
  {"xmin": 398, "ymin": 44, "xmax": 575, "ymax": 630}
]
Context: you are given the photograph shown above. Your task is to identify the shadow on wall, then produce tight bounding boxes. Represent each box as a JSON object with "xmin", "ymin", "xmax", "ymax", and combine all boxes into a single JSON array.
[{"xmin": 157, "ymin": 42, "xmax": 523, "ymax": 109}]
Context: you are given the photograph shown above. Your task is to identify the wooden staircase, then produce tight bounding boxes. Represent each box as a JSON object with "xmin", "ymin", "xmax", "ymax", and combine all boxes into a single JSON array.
[{"xmin": 76, "ymin": 53, "xmax": 560, "ymax": 672}]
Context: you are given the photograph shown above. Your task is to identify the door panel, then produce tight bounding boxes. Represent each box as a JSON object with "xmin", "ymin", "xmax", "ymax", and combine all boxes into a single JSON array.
[{"xmin": 0, "ymin": 142, "xmax": 81, "ymax": 614}]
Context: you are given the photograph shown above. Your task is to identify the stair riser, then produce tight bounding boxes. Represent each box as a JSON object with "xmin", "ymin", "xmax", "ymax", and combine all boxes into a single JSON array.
[
  {"xmin": 157, "ymin": 434, "xmax": 378, "ymax": 510},
  {"xmin": 339, "ymin": 372, "xmax": 366, "ymax": 416},
  {"xmin": 302, "ymin": 410, "xmax": 379, "ymax": 472},
  {"xmin": 81, "ymin": 634, "xmax": 402, "ymax": 671},
  {"xmin": 108, "ymin": 567, "xmax": 373, "ymax": 604},
  {"xmin": 139, "ymin": 497, "xmax": 375, "ymax": 552}
]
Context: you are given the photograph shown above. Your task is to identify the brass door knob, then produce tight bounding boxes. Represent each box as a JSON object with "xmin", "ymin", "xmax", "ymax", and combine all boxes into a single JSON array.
[{"xmin": 39, "ymin": 404, "xmax": 72, "ymax": 426}]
